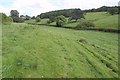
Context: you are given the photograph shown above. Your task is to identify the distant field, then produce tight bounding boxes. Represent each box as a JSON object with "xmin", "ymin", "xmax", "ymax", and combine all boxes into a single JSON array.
[
  {"xmin": 25, "ymin": 19, "xmax": 48, "ymax": 25},
  {"xmin": 85, "ymin": 12, "xmax": 118, "ymax": 29},
  {"xmin": 2, "ymin": 23, "xmax": 118, "ymax": 78},
  {"xmin": 65, "ymin": 12, "xmax": 118, "ymax": 29}
]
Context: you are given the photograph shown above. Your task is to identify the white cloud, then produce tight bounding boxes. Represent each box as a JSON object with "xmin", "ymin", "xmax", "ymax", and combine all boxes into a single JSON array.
[{"xmin": 0, "ymin": 0, "xmax": 119, "ymax": 16}]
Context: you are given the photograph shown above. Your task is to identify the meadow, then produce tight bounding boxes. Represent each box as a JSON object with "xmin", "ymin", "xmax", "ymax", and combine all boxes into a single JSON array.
[
  {"xmin": 2, "ymin": 22, "xmax": 118, "ymax": 78},
  {"xmin": 26, "ymin": 12, "xmax": 119, "ymax": 30}
]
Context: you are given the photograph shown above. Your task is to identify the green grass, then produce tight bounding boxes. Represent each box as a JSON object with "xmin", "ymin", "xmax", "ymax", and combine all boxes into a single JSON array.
[
  {"xmin": 94, "ymin": 15, "xmax": 118, "ymax": 29},
  {"xmin": 2, "ymin": 23, "xmax": 118, "ymax": 78},
  {"xmin": 64, "ymin": 12, "xmax": 118, "ymax": 29},
  {"xmin": 25, "ymin": 19, "xmax": 49, "ymax": 25},
  {"xmin": 25, "ymin": 19, "xmax": 36, "ymax": 24},
  {"xmin": 85, "ymin": 12, "xmax": 110, "ymax": 21},
  {"xmin": 85, "ymin": 12, "xmax": 118, "ymax": 29}
]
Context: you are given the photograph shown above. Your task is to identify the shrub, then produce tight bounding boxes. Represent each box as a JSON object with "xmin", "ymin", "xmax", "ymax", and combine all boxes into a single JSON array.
[
  {"xmin": 35, "ymin": 17, "xmax": 41, "ymax": 22},
  {"xmin": 108, "ymin": 8, "xmax": 118, "ymax": 15},
  {"xmin": 47, "ymin": 20, "xmax": 51, "ymax": 24},
  {"xmin": 1, "ymin": 13, "xmax": 13, "ymax": 24},
  {"xmin": 18, "ymin": 18, "xmax": 25, "ymax": 23},
  {"xmin": 12, "ymin": 17, "xmax": 24, "ymax": 23},
  {"xmin": 49, "ymin": 16, "xmax": 55, "ymax": 22},
  {"xmin": 76, "ymin": 19, "xmax": 95, "ymax": 28},
  {"xmin": 56, "ymin": 15, "xmax": 67, "ymax": 27}
]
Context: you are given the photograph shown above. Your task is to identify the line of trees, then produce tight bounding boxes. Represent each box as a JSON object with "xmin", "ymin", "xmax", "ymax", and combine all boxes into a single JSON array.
[
  {"xmin": 10, "ymin": 10, "xmax": 32, "ymax": 23},
  {"xmin": 36, "ymin": 8, "xmax": 85, "ymax": 27},
  {"xmin": 37, "ymin": 8, "xmax": 84, "ymax": 21},
  {"xmin": 83, "ymin": 6, "xmax": 119, "ymax": 15}
]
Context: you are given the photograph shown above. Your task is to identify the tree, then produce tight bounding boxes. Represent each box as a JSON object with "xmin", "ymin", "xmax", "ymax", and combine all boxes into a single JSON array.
[
  {"xmin": 10, "ymin": 10, "xmax": 19, "ymax": 22},
  {"xmin": 56, "ymin": 15, "xmax": 67, "ymax": 27},
  {"xmin": 35, "ymin": 17, "xmax": 41, "ymax": 22},
  {"xmin": 108, "ymin": 8, "xmax": 118, "ymax": 15},
  {"xmin": 39, "ymin": 9, "xmax": 84, "ymax": 20},
  {"xmin": 70, "ymin": 9, "xmax": 84, "ymax": 21},
  {"xmin": 25, "ymin": 15, "xmax": 31, "ymax": 20},
  {"xmin": 31, "ymin": 16, "xmax": 36, "ymax": 19},
  {"xmin": 49, "ymin": 16, "xmax": 55, "ymax": 22},
  {"xmin": 20, "ymin": 15, "xmax": 25, "ymax": 18}
]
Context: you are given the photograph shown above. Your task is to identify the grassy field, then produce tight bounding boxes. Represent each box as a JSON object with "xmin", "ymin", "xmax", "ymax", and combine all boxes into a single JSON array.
[
  {"xmin": 65, "ymin": 12, "xmax": 118, "ymax": 29},
  {"xmin": 25, "ymin": 19, "xmax": 49, "ymax": 25},
  {"xmin": 2, "ymin": 23, "xmax": 118, "ymax": 78}
]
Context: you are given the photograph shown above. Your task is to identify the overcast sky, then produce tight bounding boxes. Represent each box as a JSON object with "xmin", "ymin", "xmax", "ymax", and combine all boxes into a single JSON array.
[{"xmin": 0, "ymin": 0, "xmax": 119, "ymax": 16}]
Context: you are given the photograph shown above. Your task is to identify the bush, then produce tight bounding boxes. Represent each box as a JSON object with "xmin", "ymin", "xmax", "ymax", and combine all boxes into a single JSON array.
[
  {"xmin": 49, "ymin": 16, "xmax": 55, "ymax": 22},
  {"xmin": 18, "ymin": 18, "xmax": 25, "ymax": 23},
  {"xmin": 35, "ymin": 17, "xmax": 41, "ymax": 22},
  {"xmin": 1, "ymin": 13, "xmax": 13, "ymax": 24},
  {"xmin": 56, "ymin": 15, "xmax": 66, "ymax": 27},
  {"xmin": 12, "ymin": 17, "xmax": 24, "ymax": 23},
  {"xmin": 76, "ymin": 19, "xmax": 95, "ymax": 28},
  {"xmin": 47, "ymin": 20, "xmax": 51, "ymax": 24},
  {"xmin": 107, "ymin": 8, "xmax": 118, "ymax": 15}
]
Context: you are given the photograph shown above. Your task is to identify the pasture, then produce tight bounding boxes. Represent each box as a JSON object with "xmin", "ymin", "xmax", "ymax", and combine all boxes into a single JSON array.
[{"xmin": 2, "ymin": 23, "xmax": 118, "ymax": 78}]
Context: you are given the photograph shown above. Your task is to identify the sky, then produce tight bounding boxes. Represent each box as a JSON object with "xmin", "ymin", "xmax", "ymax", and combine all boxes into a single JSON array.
[{"xmin": 0, "ymin": 0, "xmax": 119, "ymax": 16}]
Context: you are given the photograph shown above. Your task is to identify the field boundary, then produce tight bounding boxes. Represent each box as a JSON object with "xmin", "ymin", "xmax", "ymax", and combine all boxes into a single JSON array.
[{"xmin": 28, "ymin": 23, "xmax": 120, "ymax": 33}]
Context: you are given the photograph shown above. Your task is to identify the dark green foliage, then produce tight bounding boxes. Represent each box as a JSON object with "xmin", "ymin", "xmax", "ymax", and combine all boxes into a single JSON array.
[
  {"xmin": 31, "ymin": 16, "xmax": 36, "ymax": 19},
  {"xmin": 10, "ymin": 10, "xmax": 19, "ymax": 22},
  {"xmin": 10, "ymin": 10, "xmax": 24, "ymax": 23},
  {"xmin": 49, "ymin": 16, "xmax": 55, "ymax": 22},
  {"xmin": 108, "ymin": 8, "xmax": 118, "ymax": 15},
  {"xmin": 56, "ymin": 15, "xmax": 67, "ymax": 27},
  {"xmin": 47, "ymin": 20, "xmax": 51, "ymax": 24},
  {"xmin": 35, "ymin": 17, "xmax": 41, "ymax": 22},
  {"xmin": 25, "ymin": 15, "xmax": 31, "ymax": 20},
  {"xmin": 12, "ymin": 17, "xmax": 24, "ymax": 23},
  {"xmin": 70, "ymin": 9, "xmax": 85, "ymax": 21},
  {"xmin": 38, "ymin": 8, "xmax": 84, "ymax": 20},
  {"xmin": 20, "ymin": 15, "xmax": 25, "ymax": 18},
  {"xmin": 0, "ymin": 13, "xmax": 13, "ymax": 24},
  {"xmin": 10, "ymin": 10, "xmax": 19, "ymax": 17},
  {"xmin": 18, "ymin": 18, "xmax": 25, "ymax": 23},
  {"xmin": 68, "ymin": 17, "xmax": 72, "ymax": 23},
  {"xmin": 83, "ymin": 6, "xmax": 119, "ymax": 13},
  {"xmin": 20, "ymin": 15, "xmax": 25, "ymax": 20},
  {"xmin": 11, "ymin": 16, "xmax": 19, "ymax": 22},
  {"xmin": 76, "ymin": 19, "xmax": 95, "ymax": 28}
]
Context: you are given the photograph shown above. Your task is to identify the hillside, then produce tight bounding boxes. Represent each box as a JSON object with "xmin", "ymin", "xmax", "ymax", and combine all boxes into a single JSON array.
[
  {"xmin": 85, "ymin": 12, "xmax": 118, "ymax": 29},
  {"xmin": 25, "ymin": 12, "xmax": 118, "ymax": 30},
  {"xmin": 2, "ymin": 23, "xmax": 118, "ymax": 78},
  {"xmin": 65, "ymin": 12, "xmax": 118, "ymax": 29}
]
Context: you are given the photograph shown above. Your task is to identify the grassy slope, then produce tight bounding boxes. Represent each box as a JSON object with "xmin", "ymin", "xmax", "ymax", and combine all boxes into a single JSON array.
[
  {"xmin": 25, "ymin": 19, "xmax": 49, "ymax": 25},
  {"xmin": 2, "ymin": 23, "xmax": 118, "ymax": 78},
  {"xmin": 64, "ymin": 12, "xmax": 118, "ymax": 29},
  {"xmin": 24, "ymin": 12, "xmax": 118, "ymax": 30},
  {"xmin": 85, "ymin": 12, "xmax": 118, "ymax": 29}
]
